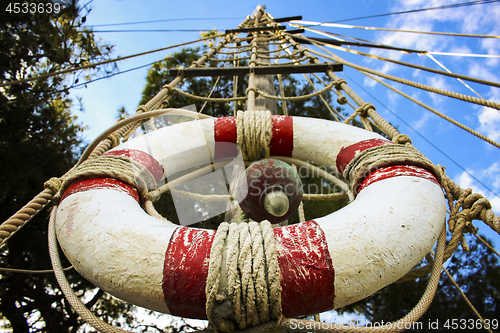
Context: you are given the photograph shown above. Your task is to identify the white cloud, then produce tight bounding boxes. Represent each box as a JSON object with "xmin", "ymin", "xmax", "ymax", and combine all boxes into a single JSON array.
[
  {"xmin": 413, "ymin": 112, "xmax": 431, "ymax": 130},
  {"xmin": 370, "ymin": 0, "xmax": 500, "ymax": 77},
  {"xmin": 478, "ymin": 107, "xmax": 500, "ymax": 142},
  {"xmin": 363, "ymin": 76, "xmax": 377, "ymax": 87}
]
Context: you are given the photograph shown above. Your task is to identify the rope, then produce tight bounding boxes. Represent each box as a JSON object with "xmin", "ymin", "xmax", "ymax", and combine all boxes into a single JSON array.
[
  {"xmin": 295, "ymin": 20, "xmax": 500, "ymax": 39},
  {"xmin": 302, "ymin": 74, "xmax": 340, "ymax": 121},
  {"xmin": 145, "ymin": 34, "xmax": 235, "ymax": 110},
  {"xmin": 0, "ymin": 187, "xmax": 54, "ymax": 245},
  {"xmin": 48, "ymin": 208, "xmax": 132, "ymax": 333},
  {"xmin": 164, "ymin": 85, "xmax": 247, "ymax": 102},
  {"xmin": 199, "ymin": 224, "xmax": 447, "ymax": 333},
  {"xmin": 343, "ymin": 143, "xmax": 441, "ymax": 194},
  {"xmin": 308, "ymin": 45, "xmax": 500, "ymax": 111},
  {"xmin": 298, "ymin": 26, "xmax": 500, "ymax": 89},
  {"xmin": 0, "ymin": 36, "xmax": 225, "ymax": 88},
  {"xmin": 200, "ymin": 75, "xmax": 223, "ymax": 114},
  {"xmin": 80, "ymin": 108, "xmax": 210, "ymax": 165},
  {"xmin": 206, "ymin": 221, "xmax": 282, "ymax": 332},
  {"xmin": 362, "ymin": 71, "xmax": 500, "ymax": 149},
  {"xmin": 0, "ymin": 108, "xmax": 194, "ymax": 246},
  {"xmin": 246, "ymin": 81, "xmax": 335, "ymax": 102},
  {"xmin": 56, "ymin": 155, "xmax": 157, "ymax": 201},
  {"xmin": 306, "ymin": 41, "xmax": 500, "ymax": 147},
  {"xmin": 283, "ymin": 34, "xmax": 401, "ymax": 140},
  {"xmin": 397, "ymin": 165, "xmax": 500, "ymax": 283},
  {"xmin": 442, "ymin": 265, "xmax": 493, "ymax": 333},
  {"xmin": 251, "ymin": 56, "xmax": 309, "ymax": 66},
  {"xmin": 236, "ymin": 111, "xmax": 273, "ymax": 161},
  {"xmin": 443, "ymin": 172, "xmax": 500, "ymax": 235},
  {"xmin": 273, "ymin": 156, "xmax": 348, "ymax": 194},
  {"xmin": 474, "ymin": 234, "xmax": 500, "ymax": 258},
  {"xmin": 0, "ymin": 265, "xmax": 73, "ymax": 274},
  {"xmin": 255, "ymin": 45, "xmax": 293, "ymax": 54},
  {"xmin": 254, "ymin": 50, "xmax": 302, "ymax": 59}
]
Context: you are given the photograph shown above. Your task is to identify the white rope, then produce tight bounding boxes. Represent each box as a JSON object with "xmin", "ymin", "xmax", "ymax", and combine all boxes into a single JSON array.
[
  {"xmin": 206, "ymin": 221, "xmax": 282, "ymax": 332},
  {"xmin": 237, "ymin": 111, "xmax": 273, "ymax": 161}
]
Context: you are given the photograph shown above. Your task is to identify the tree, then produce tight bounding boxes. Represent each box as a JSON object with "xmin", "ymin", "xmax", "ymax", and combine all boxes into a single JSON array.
[{"xmin": 0, "ymin": 1, "xmax": 119, "ymax": 331}]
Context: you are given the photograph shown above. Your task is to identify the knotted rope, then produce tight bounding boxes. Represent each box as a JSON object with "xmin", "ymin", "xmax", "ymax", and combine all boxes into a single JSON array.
[
  {"xmin": 52, "ymin": 155, "xmax": 157, "ymax": 202},
  {"xmin": 206, "ymin": 221, "xmax": 282, "ymax": 332},
  {"xmin": 236, "ymin": 111, "xmax": 273, "ymax": 161},
  {"xmin": 342, "ymin": 143, "xmax": 441, "ymax": 194}
]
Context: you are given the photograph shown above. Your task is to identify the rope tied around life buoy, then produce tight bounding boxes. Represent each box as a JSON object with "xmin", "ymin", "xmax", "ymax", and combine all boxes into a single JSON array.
[
  {"xmin": 236, "ymin": 110, "xmax": 273, "ymax": 161},
  {"xmin": 51, "ymin": 155, "xmax": 158, "ymax": 202},
  {"xmin": 342, "ymin": 143, "xmax": 441, "ymax": 195},
  {"xmin": 206, "ymin": 221, "xmax": 282, "ymax": 333}
]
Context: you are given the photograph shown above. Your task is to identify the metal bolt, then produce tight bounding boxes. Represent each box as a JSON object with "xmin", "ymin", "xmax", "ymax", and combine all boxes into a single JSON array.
[{"xmin": 262, "ymin": 190, "xmax": 289, "ymax": 217}]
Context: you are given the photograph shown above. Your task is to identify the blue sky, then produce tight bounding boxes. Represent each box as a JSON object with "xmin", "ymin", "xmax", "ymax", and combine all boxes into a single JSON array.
[{"xmin": 70, "ymin": 0, "xmax": 500, "ymax": 248}]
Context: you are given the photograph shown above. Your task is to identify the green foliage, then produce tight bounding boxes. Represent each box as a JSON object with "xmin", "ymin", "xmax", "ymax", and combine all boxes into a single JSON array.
[{"xmin": 0, "ymin": 1, "xmax": 120, "ymax": 332}]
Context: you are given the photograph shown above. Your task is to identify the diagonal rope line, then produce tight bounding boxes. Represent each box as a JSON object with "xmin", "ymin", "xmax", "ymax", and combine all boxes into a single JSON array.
[
  {"xmin": 303, "ymin": 73, "xmax": 340, "ymax": 121},
  {"xmin": 341, "ymin": 71, "xmax": 500, "ymax": 200},
  {"xmin": 305, "ymin": 41, "xmax": 500, "ymax": 111},
  {"xmin": 442, "ymin": 265, "xmax": 493, "ymax": 333},
  {"xmin": 425, "ymin": 54, "xmax": 485, "ymax": 99},
  {"xmin": 295, "ymin": 27, "xmax": 500, "ymax": 89},
  {"xmin": 0, "ymin": 35, "xmax": 226, "ymax": 88},
  {"xmin": 474, "ymin": 234, "xmax": 500, "ymax": 258},
  {"xmin": 290, "ymin": 20, "xmax": 500, "ymax": 39},
  {"xmin": 362, "ymin": 71, "xmax": 500, "ymax": 149}
]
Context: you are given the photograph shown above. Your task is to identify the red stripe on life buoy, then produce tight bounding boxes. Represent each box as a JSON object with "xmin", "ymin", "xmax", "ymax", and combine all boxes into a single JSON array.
[
  {"xmin": 60, "ymin": 177, "xmax": 140, "ymax": 203},
  {"xmin": 214, "ymin": 116, "xmax": 238, "ymax": 160},
  {"xmin": 357, "ymin": 165, "xmax": 440, "ymax": 193},
  {"xmin": 103, "ymin": 149, "xmax": 164, "ymax": 182},
  {"xmin": 163, "ymin": 227, "xmax": 215, "ymax": 319},
  {"xmin": 270, "ymin": 116, "xmax": 293, "ymax": 157},
  {"xmin": 336, "ymin": 138, "xmax": 392, "ymax": 175},
  {"xmin": 214, "ymin": 116, "xmax": 294, "ymax": 160},
  {"xmin": 273, "ymin": 220, "xmax": 334, "ymax": 318}
]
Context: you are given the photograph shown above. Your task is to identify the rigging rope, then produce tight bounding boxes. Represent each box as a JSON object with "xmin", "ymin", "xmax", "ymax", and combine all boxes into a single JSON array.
[
  {"xmin": 291, "ymin": 20, "xmax": 500, "ymax": 39},
  {"xmin": 362, "ymin": 71, "xmax": 500, "ymax": 149},
  {"xmin": 305, "ymin": 40, "xmax": 500, "ymax": 111},
  {"xmin": 0, "ymin": 35, "xmax": 226, "ymax": 88},
  {"xmin": 296, "ymin": 26, "xmax": 500, "ymax": 89}
]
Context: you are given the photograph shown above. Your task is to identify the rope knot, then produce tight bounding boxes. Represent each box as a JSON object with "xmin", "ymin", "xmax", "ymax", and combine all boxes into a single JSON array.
[
  {"xmin": 206, "ymin": 221, "xmax": 282, "ymax": 332},
  {"xmin": 362, "ymin": 102, "xmax": 375, "ymax": 114},
  {"xmin": 355, "ymin": 106, "xmax": 368, "ymax": 118},
  {"xmin": 107, "ymin": 133, "xmax": 122, "ymax": 148},
  {"xmin": 44, "ymin": 177, "xmax": 62, "ymax": 194},
  {"xmin": 308, "ymin": 56, "xmax": 319, "ymax": 64},
  {"xmin": 392, "ymin": 133, "xmax": 413, "ymax": 145},
  {"xmin": 336, "ymin": 95, "xmax": 348, "ymax": 105},
  {"xmin": 136, "ymin": 105, "xmax": 150, "ymax": 114},
  {"xmin": 245, "ymin": 86, "xmax": 259, "ymax": 97},
  {"xmin": 161, "ymin": 84, "xmax": 173, "ymax": 93},
  {"xmin": 56, "ymin": 155, "xmax": 158, "ymax": 201},
  {"xmin": 236, "ymin": 111, "xmax": 273, "ymax": 161},
  {"xmin": 343, "ymin": 143, "xmax": 441, "ymax": 195},
  {"xmin": 334, "ymin": 78, "xmax": 346, "ymax": 90}
]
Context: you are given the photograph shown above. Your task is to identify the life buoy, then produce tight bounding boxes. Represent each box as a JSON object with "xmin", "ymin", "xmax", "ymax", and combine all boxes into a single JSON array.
[{"xmin": 55, "ymin": 115, "xmax": 445, "ymax": 320}]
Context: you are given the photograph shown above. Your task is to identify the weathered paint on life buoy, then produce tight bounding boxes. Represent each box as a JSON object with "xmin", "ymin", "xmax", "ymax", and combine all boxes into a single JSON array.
[{"xmin": 55, "ymin": 116, "xmax": 446, "ymax": 319}]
